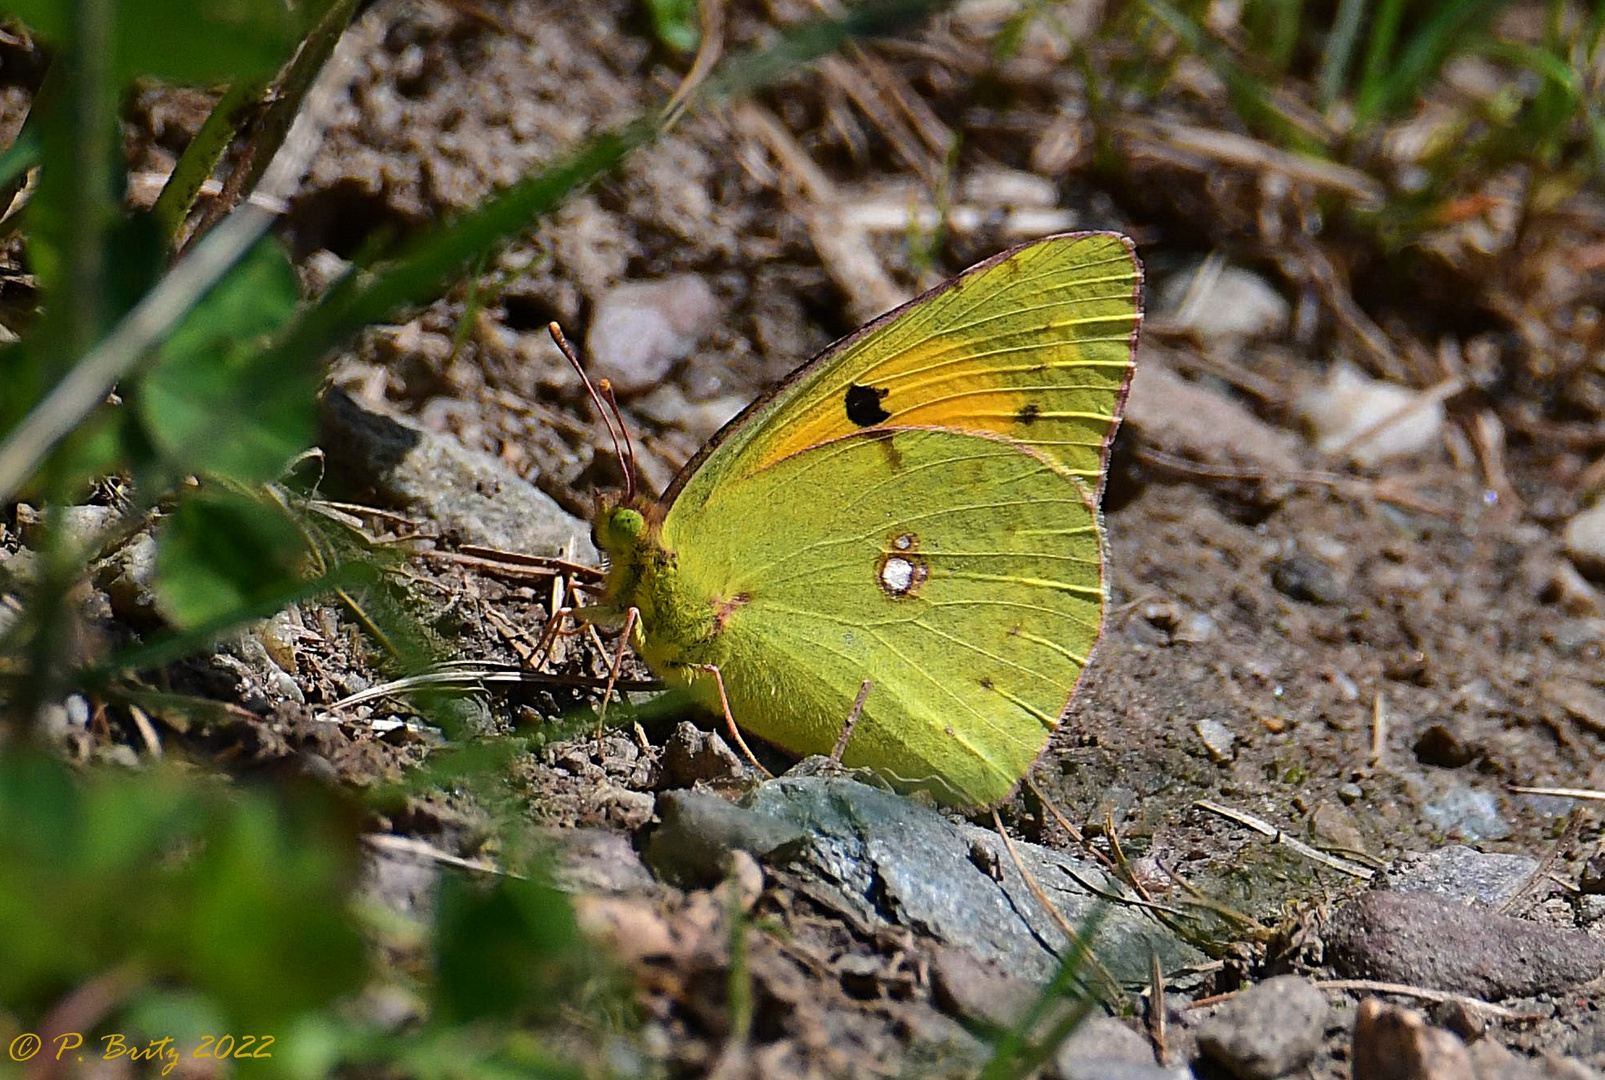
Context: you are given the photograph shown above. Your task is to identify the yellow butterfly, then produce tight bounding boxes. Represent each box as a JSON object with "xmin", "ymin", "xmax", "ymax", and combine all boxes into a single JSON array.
[{"xmin": 591, "ymin": 232, "xmax": 1142, "ymax": 807}]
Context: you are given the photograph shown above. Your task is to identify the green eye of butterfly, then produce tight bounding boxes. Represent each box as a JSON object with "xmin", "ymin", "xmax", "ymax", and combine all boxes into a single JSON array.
[
  {"xmin": 594, "ymin": 232, "xmax": 1142, "ymax": 807},
  {"xmin": 600, "ymin": 506, "xmax": 645, "ymax": 548}
]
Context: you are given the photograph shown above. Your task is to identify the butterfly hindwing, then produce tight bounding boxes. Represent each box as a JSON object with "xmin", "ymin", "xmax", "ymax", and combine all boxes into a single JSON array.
[{"xmin": 658, "ymin": 426, "xmax": 1105, "ymax": 806}]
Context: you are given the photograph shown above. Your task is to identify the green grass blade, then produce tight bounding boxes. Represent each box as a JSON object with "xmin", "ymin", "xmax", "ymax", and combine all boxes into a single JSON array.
[
  {"xmin": 1354, "ymin": 0, "xmax": 1406, "ymax": 124},
  {"xmin": 151, "ymin": 78, "xmax": 269, "ymax": 242},
  {"xmin": 976, "ymin": 906, "xmax": 1111, "ymax": 1080},
  {"xmin": 1319, "ymin": 0, "xmax": 1370, "ymax": 106},
  {"xmin": 1141, "ymin": 0, "xmax": 1322, "ymax": 152}
]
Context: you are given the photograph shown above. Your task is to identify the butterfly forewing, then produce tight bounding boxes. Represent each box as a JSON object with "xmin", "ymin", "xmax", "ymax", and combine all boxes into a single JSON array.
[
  {"xmin": 666, "ymin": 232, "xmax": 1141, "ymax": 516},
  {"xmin": 660, "ymin": 427, "xmax": 1106, "ymax": 806}
]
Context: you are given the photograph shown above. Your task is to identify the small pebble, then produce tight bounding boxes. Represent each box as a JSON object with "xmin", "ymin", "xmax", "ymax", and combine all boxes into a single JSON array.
[
  {"xmin": 660, "ymin": 722, "xmax": 745, "ymax": 788},
  {"xmin": 1420, "ymin": 784, "xmax": 1510, "ymax": 842},
  {"xmin": 1155, "ymin": 264, "xmax": 1290, "ymax": 344},
  {"xmin": 1577, "ymin": 895, "xmax": 1605, "ymax": 925},
  {"xmin": 98, "ymin": 533, "xmax": 159, "ymax": 623},
  {"xmin": 1196, "ymin": 974, "xmax": 1328, "ymax": 1080},
  {"xmin": 1565, "ymin": 502, "xmax": 1605, "ymax": 581},
  {"xmin": 1351, "ymin": 999, "xmax": 1471, "ymax": 1080},
  {"xmin": 37, "ymin": 702, "xmax": 75, "ymax": 739},
  {"xmin": 16, "ymin": 503, "xmax": 118, "ymax": 550},
  {"xmin": 1297, "ymin": 364, "xmax": 1444, "ymax": 466},
  {"xmin": 587, "ymin": 275, "xmax": 717, "ymax": 394},
  {"xmin": 600, "ymin": 784, "xmax": 655, "ymax": 830},
  {"xmin": 1053, "ymin": 1016, "xmax": 1153, "ymax": 1073},
  {"xmin": 1582, "ymin": 850, "xmax": 1605, "ymax": 895},
  {"xmin": 98, "ymin": 744, "xmax": 142, "ymax": 769},
  {"xmin": 1195, "ymin": 718, "xmax": 1237, "ymax": 763},
  {"xmin": 1269, "ymin": 553, "xmax": 1343, "ymax": 605},
  {"xmin": 1309, "ymin": 801, "xmax": 1367, "ymax": 853}
]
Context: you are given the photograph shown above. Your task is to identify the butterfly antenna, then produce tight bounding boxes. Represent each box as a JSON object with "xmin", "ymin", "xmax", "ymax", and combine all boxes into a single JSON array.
[
  {"xmin": 597, "ymin": 379, "xmax": 639, "ymax": 503},
  {"xmin": 548, "ymin": 321, "xmax": 635, "ymax": 501}
]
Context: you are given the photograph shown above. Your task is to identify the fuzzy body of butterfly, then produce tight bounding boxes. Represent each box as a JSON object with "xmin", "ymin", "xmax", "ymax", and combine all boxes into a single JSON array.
[{"xmin": 590, "ymin": 232, "xmax": 1142, "ymax": 808}]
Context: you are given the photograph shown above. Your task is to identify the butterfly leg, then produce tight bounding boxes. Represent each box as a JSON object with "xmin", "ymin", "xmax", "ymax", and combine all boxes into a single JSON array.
[
  {"xmin": 595, "ymin": 606, "xmax": 639, "ymax": 734},
  {"xmin": 830, "ymin": 679, "xmax": 873, "ymax": 764},
  {"xmin": 531, "ymin": 570, "xmax": 579, "ymax": 669},
  {"xmin": 693, "ymin": 663, "xmax": 774, "ymax": 779}
]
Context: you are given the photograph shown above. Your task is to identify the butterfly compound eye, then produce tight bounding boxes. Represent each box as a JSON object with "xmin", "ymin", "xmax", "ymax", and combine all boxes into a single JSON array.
[{"xmin": 601, "ymin": 508, "xmax": 646, "ymax": 549}]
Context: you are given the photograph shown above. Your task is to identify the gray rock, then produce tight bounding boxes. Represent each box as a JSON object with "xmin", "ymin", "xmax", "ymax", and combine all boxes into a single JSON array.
[
  {"xmin": 97, "ymin": 533, "xmax": 159, "ymax": 623},
  {"xmin": 1326, "ymin": 891, "xmax": 1605, "ymax": 999},
  {"xmin": 929, "ymin": 945, "xmax": 1037, "ymax": 1029},
  {"xmin": 587, "ymin": 274, "xmax": 717, "ymax": 394},
  {"xmin": 1197, "ymin": 975, "xmax": 1328, "ymax": 1079},
  {"xmin": 1055, "ymin": 1062, "xmax": 1189, "ymax": 1080},
  {"xmin": 16, "ymin": 503, "xmax": 118, "ymax": 550},
  {"xmin": 1465, "ymin": 1039, "xmax": 1551, "ymax": 1079},
  {"xmin": 897, "ymin": 1001, "xmax": 988, "ymax": 1067},
  {"xmin": 361, "ymin": 836, "xmax": 445, "ymax": 924},
  {"xmin": 645, "ymin": 787, "xmax": 809, "ymax": 887},
  {"xmin": 739, "ymin": 776, "xmax": 1203, "ymax": 984},
  {"xmin": 1382, "ymin": 845, "xmax": 1539, "ymax": 909},
  {"xmin": 930, "ymin": 953, "xmax": 1182, "ymax": 1080},
  {"xmin": 319, "ymin": 387, "xmax": 592, "ymax": 559},
  {"xmin": 552, "ymin": 828, "xmax": 658, "ymax": 898},
  {"xmin": 1053, "ymin": 1016, "xmax": 1162, "ymax": 1080}
]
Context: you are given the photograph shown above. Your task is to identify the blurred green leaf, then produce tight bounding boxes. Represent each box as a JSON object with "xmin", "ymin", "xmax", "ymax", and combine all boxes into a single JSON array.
[
  {"xmin": 180, "ymin": 792, "xmax": 366, "ymax": 1021},
  {"xmin": 434, "ymin": 874, "xmax": 579, "ymax": 1023},
  {"xmin": 5, "ymin": 0, "xmax": 299, "ymax": 85},
  {"xmin": 1356, "ymin": 0, "xmax": 1505, "ymax": 125},
  {"xmin": 136, "ymin": 238, "xmax": 311, "ymax": 484},
  {"xmin": 0, "ymin": 754, "xmax": 364, "ymax": 1028},
  {"xmin": 644, "ymin": 0, "xmax": 700, "ymax": 53},
  {"xmin": 154, "ymin": 487, "xmax": 309, "ymax": 629}
]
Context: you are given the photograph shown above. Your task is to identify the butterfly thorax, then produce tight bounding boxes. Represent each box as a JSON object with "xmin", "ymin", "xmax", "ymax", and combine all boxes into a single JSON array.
[{"xmin": 594, "ymin": 502, "xmax": 728, "ymax": 680}]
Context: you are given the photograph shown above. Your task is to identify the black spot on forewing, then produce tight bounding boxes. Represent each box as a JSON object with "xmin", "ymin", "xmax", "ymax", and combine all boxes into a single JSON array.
[
  {"xmin": 1016, "ymin": 402, "xmax": 1042, "ymax": 426},
  {"xmin": 845, "ymin": 383, "xmax": 892, "ymax": 426}
]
